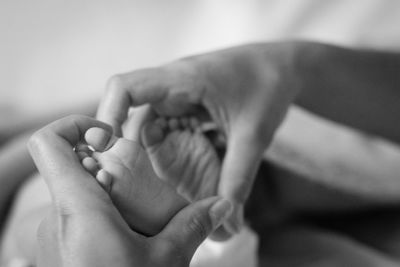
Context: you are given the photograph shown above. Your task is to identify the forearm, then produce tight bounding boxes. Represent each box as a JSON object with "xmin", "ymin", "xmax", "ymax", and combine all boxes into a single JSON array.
[
  {"xmin": 294, "ymin": 42, "xmax": 400, "ymax": 143},
  {"xmin": 267, "ymin": 107, "xmax": 400, "ymax": 206}
]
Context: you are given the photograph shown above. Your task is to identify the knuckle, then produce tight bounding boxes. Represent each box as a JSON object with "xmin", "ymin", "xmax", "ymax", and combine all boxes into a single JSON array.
[
  {"xmin": 65, "ymin": 114, "xmax": 81, "ymax": 123},
  {"xmin": 187, "ymin": 213, "xmax": 210, "ymax": 242},
  {"xmin": 69, "ymin": 114, "xmax": 81, "ymax": 120},
  {"xmin": 28, "ymin": 130, "xmax": 46, "ymax": 152},
  {"xmin": 56, "ymin": 114, "xmax": 83, "ymax": 128},
  {"xmin": 55, "ymin": 202, "xmax": 73, "ymax": 217},
  {"xmin": 106, "ymin": 74, "xmax": 125, "ymax": 93},
  {"xmin": 27, "ymin": 133, "xmax": 40, "ymax": 148},
  {"xmin": 52, "ymin": 195, "xmax": 79, "ymax": 218}
]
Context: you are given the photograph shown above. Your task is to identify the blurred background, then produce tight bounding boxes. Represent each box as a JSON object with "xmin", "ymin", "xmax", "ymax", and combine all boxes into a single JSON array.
[{"xmin": 2, "ymin": 0, "xmax": 400, "ymax": 116}]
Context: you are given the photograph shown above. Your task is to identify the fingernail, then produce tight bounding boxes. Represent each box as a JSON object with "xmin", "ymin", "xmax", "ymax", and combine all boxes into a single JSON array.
[{"xmin": 209, "ymin": 199, "xmax": 233, "ymax": 229}]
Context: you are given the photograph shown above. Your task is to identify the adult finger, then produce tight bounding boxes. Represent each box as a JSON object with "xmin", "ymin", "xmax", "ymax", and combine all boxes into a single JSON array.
[
  {"xmin": 158, "ymin": 197, "xmax": 232, "ymax": 261},
  {"xmin": 96, "ymin": 69, "xmax": 169, "ymax": 135},
  {"xmin": 28, "ymin": 115, "xmax": 112, "ymax": 211},
  {"xmin": 123, "ymin": 105, "xmax": 156, "ymax": 142},
  {"xmin": 218, "ymin": 128, "xmax": 264, "ymax": 235}
]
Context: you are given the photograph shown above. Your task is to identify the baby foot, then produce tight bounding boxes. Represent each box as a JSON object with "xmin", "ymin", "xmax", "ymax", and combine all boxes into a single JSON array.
[
  {"xmin": 141, "ymin": 117, "xmax": 221, "ymax": 202},
  {"xmin": 78, "ymin": 127, "xmax": 188, "ymax": 236}
]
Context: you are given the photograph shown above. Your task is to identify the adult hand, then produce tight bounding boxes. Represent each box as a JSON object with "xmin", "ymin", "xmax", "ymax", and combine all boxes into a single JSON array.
[
  {"xmin": 28, "ymin": 115, "xmax": 232, "ymax": 267},
  {"xmin": 97, "ymin": 42, "xmax": 301, "ymax": 237}
]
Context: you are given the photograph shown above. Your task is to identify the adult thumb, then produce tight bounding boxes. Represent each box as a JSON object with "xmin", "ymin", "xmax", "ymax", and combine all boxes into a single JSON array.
[{"xmin": 158, "ymin": 197, "xmax": 233, "ymax": 259}]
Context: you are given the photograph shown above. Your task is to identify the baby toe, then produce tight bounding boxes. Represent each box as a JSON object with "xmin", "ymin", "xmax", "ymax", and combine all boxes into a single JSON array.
[
  {"xmin": 82, "ymin": 157, "xmax": 100, "ymax": 175},
  {"xmin": 168, "ymin": 118, "xmax": 180, "ymax": 131},
  {"xmin": 189, "ymin": 117, "xmax": 200, "ymax": 130},
  {"xmin": 155, "ymin": 117, "xmax": 168, "ymax": 128},
  {"xmin": 180, "ymin": 117, "xmax": 190, "ymax": 128},
  {"xmin": 142, "ymin": 121, "xmax": 166, "ymax": 148},
  {"xmin": 85, "ymin": 127, "xmax": 117, "ymax": 152},
  {"xmin": 76, "ymin": 151, "xmax": 89, "ymax": 160},
  {"xmin": 96, "ymin": 169, "xmax": 113, "ymax": 192}
]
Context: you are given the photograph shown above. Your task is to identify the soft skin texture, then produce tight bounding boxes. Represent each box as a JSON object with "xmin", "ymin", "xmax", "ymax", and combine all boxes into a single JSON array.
[
  {"xmin": 96, "ymin": 41, "xmax": 400, "ymax": 238},
  {"xmin": 141, "ymin": 116, "xmax": 221, "ymax": 202},
  {"xmin": 81, "ymin": 126, "xmax": 188, "ymax": 236},
  {"xmin": 27, "ymin": 115, "xmax": 232, "ymax": 267},
  {"xmin": 139, "ymin": 115, "xmax": 232, "ymax": 240},
  {"xmin": 96, "ymin": 42, "xmax": 300, "ymax": 237}
]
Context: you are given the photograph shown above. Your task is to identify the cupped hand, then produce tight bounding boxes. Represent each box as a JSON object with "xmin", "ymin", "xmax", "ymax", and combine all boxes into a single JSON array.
[
  {"xmin": 28, "ymin": 115, "xmax": 232, "ymax": 267},
  {"xmin": 97, "ymin": 43, "xmax": 300, "ymax": 238}
]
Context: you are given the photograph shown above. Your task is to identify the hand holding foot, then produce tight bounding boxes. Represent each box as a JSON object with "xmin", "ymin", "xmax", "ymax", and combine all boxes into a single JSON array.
[
  {"xmin": 81, "ymin": 127, "xmax": 188, "ymax": 236},
  {"xmin": 97, "ymin": 44, "xmax": 300, "ymax": 237},
  {"xmin": 29, "ymin": 115, "xmax": 233, "ymax": 267},
  {"xmin": 141, "ymin": 117, "xmax": 221, "ymax": 202},
  {"xmin": 140, "ymin": 115, "xmax": 240, "ymax": 240}
]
